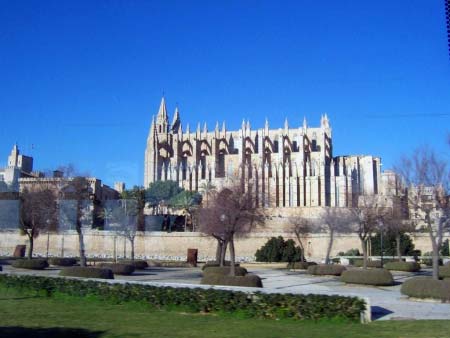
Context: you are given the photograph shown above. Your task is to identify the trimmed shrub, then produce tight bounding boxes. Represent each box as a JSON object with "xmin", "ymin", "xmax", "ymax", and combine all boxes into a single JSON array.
[
  {"xmin": 307, "ymin": 264, "xmax": 346, "ymax": 276},
  {"xmin": 48, "ymin": 257, "xmax": 77, "ymax": 267},
  {"xmin": 352, "ymin": 260, "xmax": 386, "ymax": 268},
  {"xmin": 401, "ymin": 276, "xmax": 450, "ymax": 301},
  {"xmin": 338, "ymin": 248, "xmax": 360, "ymax": 256},
  {"xmin": 203, "ymin": 266, "xmax": 248, "ymax": 276},
  {"xmin": 147, "ymin": 260, "xmax": 194, "ymax": 268},
  {"xmin": 201, "ymin": 261, "xmax": 240, "ymax": 271},
  {"xmin": 59, "ymin": 266, "xmax": 114, "ymax": 279},
  {"xmin": 341, "ymin": 269, "xmax": 394, "ymax": 286},
  {"xmin": 119, "ymin": 260, "xmax": 148, "ymax": 270},
  {"xmin": 97, "ymin": 263, "xmax": 135, "ymax": 276},
  {"xmin": 255, "ymin": 236, "xmax": 302, "ymax": 263},
  {"xmin": 439, "ymin": 265, "xmax": 450, "ymax": 279},
  {"xmin": 384, "ymin": 261, "xmax": 420, "ymax": 272},
  {"xmin": 287, "ymin": 261, "xmax": 317, "ymax": 270},
  {"xmin": 11, "ymin": 259, "xmax": 48, "ymax": 270},
  {"xmin": 201, "ymin": 273, "xmax": 263, "ymax": 288},
  {"xmin": 0, "ymin": 274, "xmax": 366, "ymax": 322}
]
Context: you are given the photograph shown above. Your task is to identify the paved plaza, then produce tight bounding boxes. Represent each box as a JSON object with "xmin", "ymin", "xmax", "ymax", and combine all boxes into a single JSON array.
[{"xmin": 2, "ymin": 264, "xmax": 450, "ymax": 321}]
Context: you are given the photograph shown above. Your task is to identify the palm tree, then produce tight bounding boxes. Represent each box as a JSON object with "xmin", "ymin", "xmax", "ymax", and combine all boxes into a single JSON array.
[
  {"xmin": 199, "ymin": 181, "xmax": 217, "ymax": 206},
  {"xmin": 170, "ymin": 191, "xmax": 202, "ymax": 231}
]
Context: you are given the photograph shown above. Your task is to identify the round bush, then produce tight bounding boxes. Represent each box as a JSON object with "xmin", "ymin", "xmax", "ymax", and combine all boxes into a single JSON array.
[
  {"xmin": 203, "ymin": 266, "xmax": 248, "ymax": 276},
  {"xmin": 97, "ymin": 263, "xmax": 135, "ymax": 275},
  {"xmin": 401, "ymin": 276, "xmax": 450, "ymax": 301},
  {"xmin": 11, "ymin": 259, "xmax": 49, "ymax": 270},
  {"xmin": 201, "ymin": 261, "xmax": 240, "ymax": 271},
  {"xmin": 341, "ymin": 268, "xmax": 394, "ymax": 286},
  {"xmin": 201, "ymin": 273, "xmax": 263, "ymax": 288},
  {"xmin": 60, "ymin": 266, "xmax": 114, "ymax": 279},
  {"xmin": 384, "ymin": 261, "xmax": 421, "ymax": 272},
  {"xmin": 119, "ymin": 260, "xmax": 148, "ymax": 270},
  {"xmin": 307, "ymin": 264, "xmax": 346, "ymax": 276},
  {"xmin": 287, "ymin": 261, "xmax": 317, "ymax": 270},
  {"xmin": 48, "ymin": 257, "xmax": 77, "ymax": 267},
  {"xmin": 439, "ymin": 265, "xmax": 450, "ymax": 279}
]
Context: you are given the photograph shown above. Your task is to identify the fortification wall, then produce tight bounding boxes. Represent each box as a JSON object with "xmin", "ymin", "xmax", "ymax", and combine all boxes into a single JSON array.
[{"xmin": 0, "ymin": 230, "xmax": 441, "ymax": 262}]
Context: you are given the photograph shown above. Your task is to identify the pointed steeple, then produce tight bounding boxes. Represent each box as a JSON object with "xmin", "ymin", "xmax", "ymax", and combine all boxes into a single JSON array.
[
  {"xmin": 186, "ymin": 123, "xmax": 190, "ymax": 135},
  {"xmin": 155, "ymin": 97, "xmax": 169, "ymax": 133},
  {"xmin": 303, "ymin": 117, "xmax": 307, "ymax": 130},
  {"xmin": 215, "ymin": 121, "xmax": 219, "ymax": 134},
  {"xmin": 157, "ymin": 96, "xmax": 168, "ymax": 121},
  {"xmin": 221, "ymin": 121, "xmax": 226, "ymax": 135},
  {"xmin": 171, "ymin": 105, "xmax": 181, "ymax": 133},
  {"xmin": 196, "ymin": 122, "xmax": 201, "ymax": 136},
  {"xmin": 264, "ymin": 118, "xmax": 269, "ymax": 134},
  {"xmin": 284, "ymin": 118, "xmax": 289, "ymax": 131}
]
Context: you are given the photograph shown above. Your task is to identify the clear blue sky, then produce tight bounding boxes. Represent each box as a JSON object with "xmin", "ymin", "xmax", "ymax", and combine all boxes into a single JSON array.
[{"xmin": 1, "ymin": 0, "xmax": 449, "ymax": 188}]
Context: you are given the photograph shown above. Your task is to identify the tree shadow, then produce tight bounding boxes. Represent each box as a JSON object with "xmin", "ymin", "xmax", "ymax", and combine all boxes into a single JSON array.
[{"xmin": 0, "ymin": 326, "xmax": 105, "ymax": 338}]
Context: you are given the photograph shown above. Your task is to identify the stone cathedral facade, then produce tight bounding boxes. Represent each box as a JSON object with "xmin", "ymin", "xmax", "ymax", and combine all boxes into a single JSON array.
[{"xmin": 145, "ymin": 97, "xmax": 382, "ymax": 209}]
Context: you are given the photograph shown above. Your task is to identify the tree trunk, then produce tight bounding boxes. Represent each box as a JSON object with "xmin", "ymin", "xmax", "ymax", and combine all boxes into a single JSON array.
[
  {"xmin": 295, "ymin": 233, "xmax": 306, "ymax": 262},
  {"xmin": 426, "ymin": 217, "xmax": 440, "ymax": 280},
  {"xmin": 27, "ymin": 234, "xmax": 34, "ymax": 259},
  {"xmin": 215, "ymin": 238, "xmax": 223, "ymax": 263},
  {"xmin": 130, "ymin": 238, "xmax": 135, "ymax": 261},
  {"xmin": 396, "ymin": 233, "xmax": 402, "ymax": 262},
  {"xmin": 77, "ymin": 227, "xmax": 87, "ymax": 267},
  {"xmin": 221, "ymin": 240, "xmax": 228, "ymax": 266},
  {"xmin": 431, "ymin": 237, "xmax": 440, "ymax": 280},
  {"xmin": 229, "ymin": 237, "xmax": 236, "ymax": 276},
  {"xmin": 361, "ymin": 238, "xmax": 368, "ymax": 269},
  {"xmin": 325, "ymin": 229, "xmax": 334, "ymax": 264}
]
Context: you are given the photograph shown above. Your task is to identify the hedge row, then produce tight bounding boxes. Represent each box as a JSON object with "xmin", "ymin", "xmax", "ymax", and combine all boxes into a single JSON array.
[
  {"xmin": 341, "ymin": 269, "xmax": 394, "ymax": 286},
  {"xmin": 48, "ymin": 257, "xmax": 77, "ymax": 267},
  {"xmin": 201, "ymin": 274, "xmax": 263, "ymax": 288},
  {"xmin": 307, "ymin": 264, "xmax": 346, "ymax": 276},
  {"xmin": 201, "ymin": 261, "xmax": 240, "ymax": 270},
  {"xmin": 96, "ymin": 263, "xmax": 135, "ymax": 276},
  {"xmin": 11, "ymin": 259, "xmax": 49, "ymax": 270},
  {"xmin": 203, "ymin": 266, "xmax": 248, "ymax": 277},
  {"xmin": 287, "ymin": 262, "xmax": 317, "ymax": 270},
  {"xmin": 384, "ymin": 261, "xmax": 420, "ymax": 272},
  {"xmin": 59, "ymin": 267, "xmax": 114, "ymax": 279},
  {"xmin": 401, "ymin": 277, "xmax": 450, "ymax": 302},
  {"xmin": 119, "ymin": 260, "xmax": 148, "ymax": 270},
  {"xmin": 0, "ymin": 274, "xmax": 366, "ymax": 321}
]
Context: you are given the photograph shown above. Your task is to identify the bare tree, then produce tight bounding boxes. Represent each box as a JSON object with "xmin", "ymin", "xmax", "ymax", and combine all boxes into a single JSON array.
[
  {"xmin": 62, "ymin": 177, "xmax": 93, "ymax": 267},
  {"xmin": 198, "ymin": 181, "xmax": 265, "ymax": 276},
  {"xmin": 350, "ymin": 194, "xmax": 390, "ymax": 269},
  {"xmin": 395, "ymin": 146, "xmax": 450, "ymax": 279},
  {"xmin": 286, "ymin": 212, "xmax": 313, "ymax": 262},
  {"xmin": 321, "ymin": 207, "xmax": 353, "ymax": 264},
  {"xmin": 19, "ymin": 188, "xmax": 57, "ymax": 259}
]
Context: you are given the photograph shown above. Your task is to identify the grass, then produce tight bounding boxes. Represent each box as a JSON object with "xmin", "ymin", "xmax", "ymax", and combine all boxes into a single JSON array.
[{"xmin": 0, "ymin": 287, "xmax": 450, "ymax": 338}]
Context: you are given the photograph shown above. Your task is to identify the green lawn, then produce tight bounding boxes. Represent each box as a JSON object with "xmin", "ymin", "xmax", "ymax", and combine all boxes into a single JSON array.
[{"xmin": 0, "ymin": 287, "xmax": 449, "ymax": 338}]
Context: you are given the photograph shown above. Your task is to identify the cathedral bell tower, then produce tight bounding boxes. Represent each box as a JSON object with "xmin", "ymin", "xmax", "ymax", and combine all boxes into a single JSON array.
[{"xmin": 145, "ymin": 97, "xmax": 178, "ymax": 187}]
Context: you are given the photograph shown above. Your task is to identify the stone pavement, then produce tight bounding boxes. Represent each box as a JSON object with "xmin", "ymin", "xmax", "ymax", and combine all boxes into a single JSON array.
[{"xmin": 2, "ymin": 264, "xmax": 450, "ymax": 321}]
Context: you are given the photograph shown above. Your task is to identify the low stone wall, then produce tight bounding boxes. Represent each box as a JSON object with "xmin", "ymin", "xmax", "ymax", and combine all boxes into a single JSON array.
[{"xmin": 0, "ymin": 230, "xmax": 443, "ymax": 262}]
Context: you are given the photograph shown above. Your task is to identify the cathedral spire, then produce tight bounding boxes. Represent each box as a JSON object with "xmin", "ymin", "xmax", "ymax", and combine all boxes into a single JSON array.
[
  {"xmin": 221, "ymin": 121, "xmax": 226, "ymax": 135},
  {"xmin": 284, "ymin": 118, "xmax": 289, "ymax": 131},
  {"xmin": 303, "ymin": 117, "xmax": 307, "ymax": 130},
  {"xmin": 203, "ymin": 122, "xmax": 208, "ymax": 136},
  {"xmin": 157, "ymin": 96, "xmax": 168, "ymax": 122},
  {"xmin": 172, "ymin": 105, "xmax": 181, "ymax": 133}
]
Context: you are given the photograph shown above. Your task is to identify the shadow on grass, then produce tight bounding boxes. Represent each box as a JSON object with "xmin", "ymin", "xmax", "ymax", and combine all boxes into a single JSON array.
[
  {"xmin": 0, "ymin": 326, "xmax": 105, "ymax": 338},
  {"xmin": 371, "ymin": 306, "xmax": 394, "ymax": 320}
]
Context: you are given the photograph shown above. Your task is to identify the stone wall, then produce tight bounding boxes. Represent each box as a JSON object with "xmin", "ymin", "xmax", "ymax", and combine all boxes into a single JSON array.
[{"xmin": 0, "ymin": 230, "xmax": 445, "ymax": 262}]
